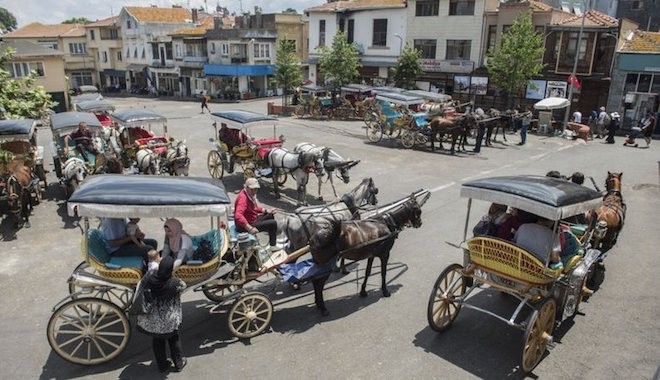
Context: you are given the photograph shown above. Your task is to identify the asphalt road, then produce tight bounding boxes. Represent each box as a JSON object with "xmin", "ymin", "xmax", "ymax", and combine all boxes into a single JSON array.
[{"xmin": 1, "ymin": 96, "xmax": 658, "ymax": 379}]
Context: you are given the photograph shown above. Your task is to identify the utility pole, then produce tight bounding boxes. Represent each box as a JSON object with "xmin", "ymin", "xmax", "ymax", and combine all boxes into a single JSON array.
[{"xmin": 562, "ymin": 0, "xmax": 588, "ymax": 132}]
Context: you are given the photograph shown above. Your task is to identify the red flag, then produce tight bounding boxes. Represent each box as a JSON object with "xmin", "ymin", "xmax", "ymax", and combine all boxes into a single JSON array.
[{"xmin": 568, "ymin": 74, "xmax": 581, "ymax": 89}]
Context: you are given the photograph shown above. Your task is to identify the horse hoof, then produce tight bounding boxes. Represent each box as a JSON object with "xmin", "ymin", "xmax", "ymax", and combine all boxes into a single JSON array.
[
  {"xmin": 25, "ymin": 222, "xmax": 31, "ymax": 228},
  {"xmin": 318, "ymin": 196, "xmax": 323, "ymax": 201},
  {"xmin": 320, "ymin": 308, "xmax": 330, "ymax": 317},
  {"xmin": 359, "ymin": 290, "xmax": 368, "ymax": 297},
  {"xmin": 382, "ymin": 290, "xmax": 391, "ymax": 297}
]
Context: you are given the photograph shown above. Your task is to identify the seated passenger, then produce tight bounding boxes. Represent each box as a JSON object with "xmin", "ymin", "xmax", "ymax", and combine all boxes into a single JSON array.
[
  {"xmin": 495, "ymin": 208, "xmax": 521, "ymax": 241},
  {"xmin": 218, "ymin": 123, "xmax": 247, "ymax": 152},
  {"xmin": 65, "ymin": 122, "xmax": 99, "ymax": 162},
  {"xmin": 472, "ymin": 203, "xmax": 508, "ymax": 237},
  {"xmin": 101, "ymin": 217, "xmax": 157, "ymax": 261},
  {"xmin": 514, "ymin": 217, "xmax": 562, "ymax": 268},
  {"xmin": 161, "ymin": 218, "xmax": 193, "ymax": 270},
  {"xmin": 558, "ymin": 224, "xmax": 583, "ymax": 265}
]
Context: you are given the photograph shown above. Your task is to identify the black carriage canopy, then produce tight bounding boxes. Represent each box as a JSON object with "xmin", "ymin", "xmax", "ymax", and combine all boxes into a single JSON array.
[
  {"xmin": 111, "ymin": 108, "xmax": 167, "ymax": 124},
  {"xmin": 51, "ymin": 112, "xmax": 103, "ymax": 131},
  {"xmin": 211, "ymin": 110, "xmax": 276, "ymax": 125},
  {"xmin": 0, "ymin": 119, "xmax": 36, "ymax": 137},
  {"xmin": 460, "ymin": 175, "xmax": 603, "ymax": 220},
  {"xmin": 375, "ymin": 92, "xmax": 424, "ymax": 105},
  {"xmin": 74, "ymin": 100, "xmax": 116, "ymax": 113},
  {"xmin": 72, "ymin": 93, "xmax": 103, "ymax": 104},
  {"xmin": 68, "ymin": 175, "xmax": 231, "ymax": 218}
]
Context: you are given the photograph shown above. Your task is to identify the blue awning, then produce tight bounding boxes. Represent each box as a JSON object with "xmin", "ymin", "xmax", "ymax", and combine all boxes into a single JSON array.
[{"xmin": 204, "ymin": 64, "xmax": 274, "ymax": 77}]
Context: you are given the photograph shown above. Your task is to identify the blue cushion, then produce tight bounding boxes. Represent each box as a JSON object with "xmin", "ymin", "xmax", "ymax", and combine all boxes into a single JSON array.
[
  {"xmin": 87, "ymin": 229, "xmax": 111, "ymax": 264},
  {"xmin": 190, "ymin": 229, "xmax": 225, "ymax": 258},
  {"xmin": 108, "ymin": 255, "xmax": 144, "ymax": 270},
  {"xmin": 227, "ymin": 221, "xmax": 257, "ymax": 244},
  {"xmin": 186, "ymin": 260, "xmax": 203, "ymax": 265}
]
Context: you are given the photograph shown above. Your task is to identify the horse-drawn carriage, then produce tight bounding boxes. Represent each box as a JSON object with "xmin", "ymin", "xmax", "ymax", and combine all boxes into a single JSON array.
[
  {"xmin": 0, "ymin": 119, "xmax": 45, "ymax": 227},
  {"xmin": 427, "ymin": 175, "xmax": 606, "ymax": 373},
  {"xmin": 335, "ymin": 84, "xmax": 375, "ymax": 119},
  {"xmin": 110, "ymin": 108, "xmax": 189, "ymax": 176},
  {"xmin": 46, "ymin": 175, "xmax": 312, "ymax": 365},
  {"xmin": 74, "ymin": 99, "xmax": 116, "ymax": 127},
  {"xmin": 365, "ymin": 92, "xmax": 427, "ymax": 145},
  {"xmin": 293, "ymin": 85, "xmax": 335, "ymax": 119}
]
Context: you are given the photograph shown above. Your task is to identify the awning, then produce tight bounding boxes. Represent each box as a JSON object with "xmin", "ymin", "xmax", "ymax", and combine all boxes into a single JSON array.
[
  {"xmin": 103, "ymin": 69, "xmax": 126, "ymax": 77},
  {"xmin": 204, "ymin": 64, "xmax": 274, "ymax": 77},
  {"xmin": 150, "ymin": 66, "xmax": 180, "ymax": 75},
  {"xmin": 126, "ymin": 63, "xmax": 147, "ymax": 71}
]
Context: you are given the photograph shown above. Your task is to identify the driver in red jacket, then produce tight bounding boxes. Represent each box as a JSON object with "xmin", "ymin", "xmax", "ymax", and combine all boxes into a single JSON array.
[{"xmin": 234, "ymin": 178, "xmax": 281, "ymax": 253}]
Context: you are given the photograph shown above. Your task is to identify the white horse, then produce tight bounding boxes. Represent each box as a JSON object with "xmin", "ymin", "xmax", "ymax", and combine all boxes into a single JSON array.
[
  {"xmin": 294, "ymin": 142, "xmax": 360, "ymax": 200},
  {"xmin": 136, "ymin": 148, "xmax": 159, "ymax": 175},
  {"xmin": 62, "ymin": 157, "xmax": 86, "ymax": 197},
  {"xmin": 162, "ymin": 140, "xmax": 189, "ymax": 176},
  {"xmin": 266, "ymin": 147, "xmax": 324, "ymax": 206}
]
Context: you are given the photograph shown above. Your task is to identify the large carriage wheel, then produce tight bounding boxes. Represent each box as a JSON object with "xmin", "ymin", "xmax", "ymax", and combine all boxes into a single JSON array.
[
  {"xmin": 427, "ymin": 263, "xmax": 467, "ymax": 332},
  {"xmin": 521, "ymin": 298, "xmax": 556, "ymax": 373},
  {"xmin": 68, "ymin": 262, "xmax": 133, "ymax": 311},
  {"xmin": 366, "ymin": 124, "xmax": 383, "ymax": 143},
  {"xmin": 227, "ymin": 292, "xmax": 273, "ymax": 339},
  {"xmin": 47, "ymin": 298, "xmax": 130, "ymax": 365},
  {"xmin": 202, "ymin": 284, "xmax": 242, "ymax": 303},
  {"xmin": 207, "ymin": 150, "xmax": 225, "ymax": 179},
  {"xmin": 400, "ymin": 131, "xmax": 415, "ymax": 149}
]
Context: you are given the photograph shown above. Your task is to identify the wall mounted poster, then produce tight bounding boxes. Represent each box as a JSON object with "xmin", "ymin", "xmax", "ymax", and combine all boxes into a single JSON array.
[
  {"xmin": 545, "ymin": 81, "xmax": 567, "ymax": 98},
  {"xmin": 470, "ymin": 77, "xmax": 488, "ymax": 95},
  {"xmin": 454, "ymin": 75, "xmax": 470, "ymax": 93},
  {"xmin": 526, "ymin": 80, "xmax": 547, "ymax": 100}
]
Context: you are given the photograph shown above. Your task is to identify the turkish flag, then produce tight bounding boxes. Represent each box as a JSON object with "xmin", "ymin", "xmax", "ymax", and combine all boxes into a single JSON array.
[{"xmin": 568, "ymin": 74, "xmax": 581, "ymax": 89}]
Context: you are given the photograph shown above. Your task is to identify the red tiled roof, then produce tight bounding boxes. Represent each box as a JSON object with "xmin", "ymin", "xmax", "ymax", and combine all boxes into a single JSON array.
[
  {"xmin": 4, "ymin": 22, "xmax": 86, "ymax": 38},
  {"xmin": 85, "ymin": 16, "xmax": 119, "ymax": 28},
  {"xmin": 553, "ymin": 9, "xmax": 618, "ymax": 27},
  {"xmin": 171, "ymin": 16, "xmax": 215, "ymax": 35},
  {"xmin": 620, "ymin": 30, "xmax": 660, "ymax": 53},
  {"xmin": 124, "ymin": 6, "xmax": 192, "ymax": 23},
  {"xmin": 305, "ymin": 0, "xmax": 406, "ymax": 13}
]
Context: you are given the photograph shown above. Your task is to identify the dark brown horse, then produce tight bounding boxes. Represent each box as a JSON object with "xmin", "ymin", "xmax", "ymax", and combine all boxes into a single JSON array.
[
  {"xmin": 308, "ymin": 194, "xmax": 424, "ymax": 315},
  {"xmin": 4, "ymin": 160, "xmax": 33, "ymax": 228},
  {"xmin": 428, "ymin": 115, "xmax": 473, "ymax": 155},
  {"xmin": 588, "ymin": 172, "xmax": 626, "ymax": 251}
]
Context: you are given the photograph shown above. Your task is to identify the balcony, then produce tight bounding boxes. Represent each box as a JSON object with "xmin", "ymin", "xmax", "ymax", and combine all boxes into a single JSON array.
[
  {"xmin": 181, "ymin": 56, "xmax": 208, "ymax": 68},
  {"xmin": 231, "ymin": 57, "xmax": 248, "ymax": 64}
]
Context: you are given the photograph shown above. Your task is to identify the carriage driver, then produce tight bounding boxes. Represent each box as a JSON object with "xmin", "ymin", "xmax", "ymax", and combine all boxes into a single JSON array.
[
  {"xmin": 234, "ymin": 178, "xmax": 282, "ymax": 254},
  {"xmin": 218, "ymin": 123, "xmax": 248, "ymax": 171},
  {"xmin": 65, "ymin": 121, "xmax": 99, "ymax": 162}
]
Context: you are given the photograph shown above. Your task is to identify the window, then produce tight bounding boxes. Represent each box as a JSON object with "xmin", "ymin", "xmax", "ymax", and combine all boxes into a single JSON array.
[
  {"xmin": 152, "ymin": 44, "xmax": 159, "ymax": 59},
  {"xmin": 624, "ymin": 73, "xmax": 660, "ymax": 93},
  {"xmin": 38, "ymin": 40, "xmax": 57, "ymax": 50},
  {"xmin": 176, "ymin": 44, "xmax": 183, "ymax": 58},
  {"xmin": 319, "ymin": 20, "xmax": 326, "ymax": 46},
  {"xmin": 166, "ymin": 43, "xmax": 173, "ymax": 60},
  {"xmin": 413, "ymin": 39, "xmax": 437, "ymax": 59},
  {"xmin": 347, "ymin": 20, "xmax": 355, "ymax": 43},
  {"xmin": 133, "ymin": 47, "xmax": 138, "ymax": 58},
  {"xmin": 372, "ymin": 19, "xmax": 388, "ymax": 46},
  {"xmin": 102, "ymin": 51, "xmax": 108, "ymax": 62},
  {"xmin": 566, "ymin": 32, "xmax": 587, "ymax": 61},
  {"xmin": 284, "ymin": 40, "xmax": 297, "ymax": 53},
  {"xmin": 339, "ymin": 18, "xmax": 345, "ymax": 33},
  {"xmin": 117, "ymin": 51, "xmax": 122, "ymax": 61},
  {"xmin": 446, "ymin": 39, "xmax": 471, "ymax": 60},
  {"xmin": 631, "ymin": 1, "xmax": 643, "ymax": 9},
  {"xmin": 70, "ymin": 71, "xmax": 93, "ymax": 87},
  {"xmin": 5, "ymin": 62, "xmax": 44, "ymax": 77},
  {"xmin": 254, "ymin": 43, "xmax": 271, "ymax": 59},
  {"xmin": 126, "ymin": 47, "xmax": 130, "ymax": 58},
  {"xmin": 487, "ymin": 25, "xmax": 497, "ymax": 54},
  {"xmin": 209, "ymin": 42, "xmax": 216, "ymax": 54},
  {"xmin": 141, "ymin": 48, "xmax": 146, "ymax": 59},
  {"xmin": 221, "ymin": 43, "xmax": 229, "ymax": 55},
  {"xmin": 126, "ymin": 20, "xmax": 132, "ymax": 29},
  {"xmin": 449, "ymin": 0, "xmax": 475, "ymax": 15},
  {"xmin": 90, "ymin": 30, "xmax": 95, "ymax": 40},
  {"xmin": 416, "ymin": 0, "xmax": 439, "ymax": 16},
  {"xmin": 68, "ymin": 43, "xmax": 87, "ymax": 55}
]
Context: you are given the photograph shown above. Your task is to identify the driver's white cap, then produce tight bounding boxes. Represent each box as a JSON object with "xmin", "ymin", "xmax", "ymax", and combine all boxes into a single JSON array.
[{"xmin": 245, "ymin": 177, "xmax": 260, "ymax": 189}]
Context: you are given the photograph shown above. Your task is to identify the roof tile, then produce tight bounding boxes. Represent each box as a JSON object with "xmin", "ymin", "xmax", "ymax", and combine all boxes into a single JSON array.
[
  {"xmin": 4, "ymin": 22, "xmax": 86, "ymax": 38},
  {"xmin": 621, "ymin": 30, "xmax": 660, "ymax": 53},
  {"xmin": 85, "ymin": 16, "xmax": 119, "ymax": 27},
  {"xmin": 125, "ymin": 6, "xmax": 192, "ymax": 23},
  {"xmin": 553, "ymin": 9, "xmax": 618, "ymax": 28}
]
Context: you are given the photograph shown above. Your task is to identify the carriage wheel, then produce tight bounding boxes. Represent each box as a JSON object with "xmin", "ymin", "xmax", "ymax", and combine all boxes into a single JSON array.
[
  {"xmin": 366, "ymin": 124, "xmax": 383, "ymax": 143},
  {"xmin": 275, "ymin": 169, "xmax": 287, "ymax": 186},
  {"xmin": 207, "ymin": 150, "xmax": 225, "ymax": 179},
  {"xmin": 390, "ymin": 125, "xmax": 402, "ymax": 139},
  {"xmin": 294, "ymin": 105, "xmax": 305, "ymax": 118},
  {"xmin": 202, "ymin": 284, "xmax": 242, "ymax": 303},
  {"xmin": 47, "ymin": 298, "xmax": 130, "ymax": 365},
  {"xmin": 228, "ymin": 292, "xmax": 273, "ymax": 339},
  {"xmin": 521, "ymin": 298, "xmax": 556, "ymax": 373},
  {"xmin": 68, "ymin": 262, "xmax": 133, "ymax": 311},
  {"xmin": 400, "ymin": 131, "xmax": 415, "ymax": 148},
  {"xmin": 415, "ymin": 132, "xmax": 429, "ymax": 146},
  {"xmin": 427, "ymin": 263, "xmax": 467, "ymax": 332}
]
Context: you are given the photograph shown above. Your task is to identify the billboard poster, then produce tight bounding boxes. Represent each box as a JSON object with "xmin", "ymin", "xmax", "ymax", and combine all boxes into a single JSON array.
[
  {"xmin": 470, "ymin": 77, "xmax": 488, "ymax": 95},
  {"xmin": 454, "ymin": 75, "xmax": 470, "ymax": 93},
  {"xmin": 525, "ymin": 79, "xmax": 546, "ymax": 100},
  {"xmin": 545, "ymin": 81, "xmax": 567, "ymax": 98}
]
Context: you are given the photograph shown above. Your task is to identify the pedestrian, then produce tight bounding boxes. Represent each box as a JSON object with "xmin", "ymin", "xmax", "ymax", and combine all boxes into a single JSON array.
[
  {"xmin": 137, "ymin": 255, "xmax": 187, "ymax": 373},
  {"xmin": 642, "ymin": 111, "xmax": 655, "ymax": 147},
  {"xmin": 596, "ymin": 106, "xmax": 609, "ymax": 139},
  {"xmin": 513, "ymin": 104, "xmax": 522, "ymax": 132},
  {"xmin": 605, "ymin": 112, "xmax": 620, "ymax": 144},
  {"xmin": 588, "ymin": 107, "xmax": 598, "ymax": 140},
  {"xmin": 200, "ymin": 92, "xmax": 210, "ymax": 113},
  {"xmin": 572, "ymin": 109, "xmax": 582, "ymax": 124},
  {"xmin": 518, "ymin": 107, "xmax": 532, "ymax": 146}
]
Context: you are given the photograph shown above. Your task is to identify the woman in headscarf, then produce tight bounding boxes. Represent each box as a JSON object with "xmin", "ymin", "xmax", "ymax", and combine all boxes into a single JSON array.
[
  {"xmin": 137, "ymin": 255, "xmax": 187, "ymax": 372},
  {"xmin": 161, "ymin": 218, "xmax": 193, "ymax": 269}
]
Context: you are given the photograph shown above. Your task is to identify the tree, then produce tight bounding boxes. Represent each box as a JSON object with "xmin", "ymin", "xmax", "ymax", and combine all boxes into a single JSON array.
[
  {"xmin": 0, "ymin": 48, "xmax": 57, "ymax": 120},
  {"xmin": 486, "ymin": 12, "xmax": 545, "ymax": 104},
  {"xmin": 390, "ymin": 45, "xmax": 423, "ymax": 89},
  {"xmin": 283, "ymin": 8, "xmax": 298, "ymax": 13},
  {"xmin": 0, "ymin": 7, "xmax": 17, "ymax": 32},
  {"xmin": 318, "ymin": 31, "xmax": 361, "ymax": 89},
  {"xmin": 62, "ymin": 17, "xmax": 90, "ymax": 24},
  {"xmin": 272, "ymin": 39, "xmax": 303, "ymax": 109}
]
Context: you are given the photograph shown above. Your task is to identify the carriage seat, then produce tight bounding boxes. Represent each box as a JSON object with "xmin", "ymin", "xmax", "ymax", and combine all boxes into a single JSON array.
[
  {"xmin": 86, "ymin": 229, "xmax": 143, "ymax": 270},
  {"xmin": 413, "ymin": 112, "xmax": 429, "ymax": 127},
  {"xmin": 174, "ymin": 229, "xmax": 227, "ymax": 285},
  {"xmin": 227, "ymin": 220, "xmax": 257, "ymax": 244}
]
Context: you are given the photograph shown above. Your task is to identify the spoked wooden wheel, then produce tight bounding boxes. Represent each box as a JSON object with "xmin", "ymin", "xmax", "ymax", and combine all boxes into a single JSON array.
[
  {"xmin": 47, "ymin": 298, "xmax": 130, "ymax": 365},
  {"xmin": 400, "ymin": 131, "xmax": 415, "ymax": 148},
  {"xmin": 521, "ymin": 298, "xmax": 556, "ymax": 373},
  {"xmin": 427, "ymin": 263, "xmax": 467, "ymax": 332},
  {"xmin": 366, "ymin": 124, "xmax": 383, "ymax": 143},
  {"xmin": 202, "ymin": 284, "xmax": 242, "ymax": 303},
  {"xmin": 68, "ymin": 262, "xmax": 133, "ymax": 311},
  {"xmin": 228, "ymin": 292, "xmax": 273, "ymax": 339},
  {"xmin": 388, "ymin": 125, "xmax": 402, "ymax": 139},
  {"xmin": 207, "ymin": 150, "xmax": 225, "ymax": 179}
]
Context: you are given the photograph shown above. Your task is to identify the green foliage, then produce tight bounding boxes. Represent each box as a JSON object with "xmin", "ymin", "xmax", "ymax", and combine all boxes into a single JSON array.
[
  {"xmin": 318, "ymin": 31, "xmax": 361, "ymax": 89},
  {"xmin": 0, "ymin": 7, "xmax": 17, "ymax": 32},
  {"xmin": 272, "ymin": 39, "xmax": 303, "ymax": 107},
  {"xmin": 390, "ymin": 45, "xmax": 423, "ymax": 89},
  {"xmin": 0, "ymin": 48, "xmax": 57, "ymax": 119},
  {"xmin": 62, "ymin": 17, "xmax": 90, "ymax": 24},
  {"xmin": 486, "ymin": 12, "xmax": 545, "ymax": 98}
]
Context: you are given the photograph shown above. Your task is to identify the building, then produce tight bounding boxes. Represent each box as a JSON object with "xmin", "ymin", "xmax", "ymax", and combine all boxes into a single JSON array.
[
  {"xmin": 170, "ymin": 10, "xmax": 214, "ymax": 97},
  {"xmin": 615, "ymin": 0, "xmax": 659, "ymax": 32},
  {"xmin": 3, "ymin": 22, "xmax": 94, "ymax": 92},
  {"xmin": 84, "ymin": 16, "xmax": 125, "ymax": 92},
  {"xmin": 274, "ymin": 12, "xmax": 309, "ymax": 87},
  {"xmin": 0, "ymin": 39, "xmax": 68, "ymax": 112},
  {"xmin": 305, "ymin": 0, "xmax": 407, "ymax": 86}
]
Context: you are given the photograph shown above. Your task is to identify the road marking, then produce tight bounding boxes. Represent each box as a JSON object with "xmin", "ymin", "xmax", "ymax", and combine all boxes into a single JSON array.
[
  {"xmin": 530, "ymin": 153, "xmax": 548, "ymax": 160},
  {"xmin": 430, "ymin": 182, "xmax": 456, "ymax": 192},
  {"xmin": 558, "ymin": 145, "xmax": 572, "ymax": 151}
]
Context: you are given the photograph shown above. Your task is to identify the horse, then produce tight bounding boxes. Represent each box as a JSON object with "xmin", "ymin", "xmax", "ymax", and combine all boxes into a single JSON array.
[
  {"xmin": 306, "ymin": 194, "xmax": 424, "ymax": 316},
  {"xmin": 61, "ymin": 157, "xmax": 87, "ymax": 197},
  {"xmin": 266, "ymin": 147, "xmax": 324, "ymax": 206},
  {"xmin": 479, "ymin": 108, "xmax": 508, "ymax": 146},
  {"xmin": 4, "ymin": 160, "xmax": 33, "ymax": 228},
  {"xmin": 587, "ymin": 172, "xmax": 626, "ymax": 251},
  {"xmin": 278, "ymin": 177, "xmax": 379, "ymax": 253},
  {"xmin": 428, "ymin": 114, "xmax": 474, "ymax": 155},
  {"xmin": 293, "ymin": 142, "xmax": 360, "ymax": 200},
  {"xmin": 162, "ymin": 140, "xmax": 190, "ymax": 176},
  {"xmin": 136, "ymin": 148, "xmax": 160, "ymax": 175}
]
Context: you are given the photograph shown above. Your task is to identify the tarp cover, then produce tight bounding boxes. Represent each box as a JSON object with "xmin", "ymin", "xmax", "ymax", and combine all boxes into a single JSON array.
[
  {"xmin": 341, "ymin": 84, "xmax": 373, "ymax": 93},
  {"xmin": 74, "ymin": 100, "xmax": 116, "ymax": 113},
  {"xmin": 376, "ymin": 92, "xmax": 424, "ymax": 105},
  {"xmin": 402, "ymin": 90, "xmax": 452, "ymax": 103},
  {"xmin": 461, "ymin": 175, "xmax": 603, "ymax": 220},
  {"xmin": 68, "ymin": 175, "xmax": 230, "ymax": 218},
  {"xmin": 111, "ymin": 108, "xmax": 167, "ymax": 125},
  {"xmin": 51, "ymin": 112, "xmax": 103, "ymax": 131},
  {"xmin": 211, "ymin": 110, "xmax": 277, "ymax": 129},
  {"xmin": 0, "ymin": 119, "xmax": 36, "ymax": 137}
]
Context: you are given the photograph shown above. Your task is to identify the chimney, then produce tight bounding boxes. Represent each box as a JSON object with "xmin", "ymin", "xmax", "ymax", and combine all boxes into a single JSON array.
[
  {"xmin": 192, "ymin": 8, "xmax": 198, "ymax": 23},
  {"xmin": 213, "ymin": 16, "xmax": 222, "ymax": 29}
]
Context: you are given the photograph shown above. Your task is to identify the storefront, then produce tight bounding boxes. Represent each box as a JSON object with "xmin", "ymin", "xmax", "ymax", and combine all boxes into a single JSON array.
[{"xmin": 203, "ymin": 64, "xmax": 274, "ymax": 99}]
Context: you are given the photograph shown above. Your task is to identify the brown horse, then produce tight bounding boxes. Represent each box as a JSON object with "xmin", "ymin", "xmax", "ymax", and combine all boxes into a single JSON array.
[
  {"xmin": 588, "ymin": 172, "xmax": 626, "ymax": 251},
  {"xmin": 308, "ymin": 194, "xmax": 424, "ymax": 315},
  {"xmin": 428, "ymin": 114, "xmax": 473, "ymax": 155},
  {"xmin": 4, "ymin": 160, "xmax": 33, "ymax": 228}
]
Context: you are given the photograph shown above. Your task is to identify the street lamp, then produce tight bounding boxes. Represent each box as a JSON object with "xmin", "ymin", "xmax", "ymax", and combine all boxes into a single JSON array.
[{"xmin": 394, "ymin": 33, "xmax": 403, "ymax": 53}]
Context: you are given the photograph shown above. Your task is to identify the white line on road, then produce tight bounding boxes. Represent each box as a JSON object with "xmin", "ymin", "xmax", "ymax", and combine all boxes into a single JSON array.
[
  {"xmin": 530, "ymin": 153, "xmax": 548, "ymax": 160},
  {"xmin": 558, "ymin": 145, "xmax": 572, "ymax": 151},
  {"xmin": 430, "ymin": 182, "xmax": 456, "ymax": 192}
]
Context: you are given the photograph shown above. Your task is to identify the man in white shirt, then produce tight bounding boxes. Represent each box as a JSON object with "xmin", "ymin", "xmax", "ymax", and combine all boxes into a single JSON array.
[
  {"xmin": 596, "ymin": 106, "xmax": 608, "ymax": 138},
  {"xmin": 572, "ymin": 110, "xmax": 582, "ymax": 124}
]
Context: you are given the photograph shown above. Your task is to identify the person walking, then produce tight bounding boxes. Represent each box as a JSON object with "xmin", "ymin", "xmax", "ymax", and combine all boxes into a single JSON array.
[
  {"xmin": 587, "ymin": 107, "xmax": 598, "ymax": 140},
  {"xmin": 605, "ymin": 112, "xmax": 620, "ymax": 144},
  {"xmin": 596, "ymin": 106, "xmax": 609, "ymax": 139},
  {"xmin": 200, "ymin": 93, "xmax": 211, "ymax": 113},
  {"xmin": 137, "ymin": 255, "xmax": 187, "ymax": 373},
  {"xmin": 572, "ymin": 109, "xmax": 582, "ymax": 124},
  {"xmin": 642, "ymin": 111, "xmax": 655, "ymax": 147},
  {"xmin": 518, "ymin": 107, "xmax": 532, "ymax": 146}
]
